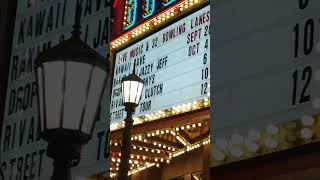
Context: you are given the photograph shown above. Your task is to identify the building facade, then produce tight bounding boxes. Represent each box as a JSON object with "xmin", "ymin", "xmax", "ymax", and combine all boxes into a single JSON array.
[{"xmin": 211, "ymin": 1, "xmax": 320, "ymax": 179}]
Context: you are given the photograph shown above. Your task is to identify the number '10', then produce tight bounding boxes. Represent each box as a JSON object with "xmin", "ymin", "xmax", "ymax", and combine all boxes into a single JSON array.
[{"xmin": 293, "ymin": 18, "xmax": 314, "ymax": 58}]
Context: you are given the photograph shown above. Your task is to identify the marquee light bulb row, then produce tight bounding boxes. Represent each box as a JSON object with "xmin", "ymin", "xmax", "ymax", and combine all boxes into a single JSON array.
[
  {"xmin": 212, "ymin": 115, "xmax": 320, "ymax": 164},
  {"xmin": 111, "ymin": 140, "xmax": 169, "ymax": 155},
  {"xmin": 110, "ymin": 97, "xmax": 210, "ymax": 131},
  {"xmin": 111, "ymin": 0, "xmax": 206, "ymax": 50},
  {"xmin": 112, "ymin": 156, "xmax": 165, "ymax": 166},
  {"xmin": 172, "ymin": 137, "xmax": 210, "ymax": 158},
  {"xmin": 128, "ymin": 162, "xmax": 156, "ymax": 176}
]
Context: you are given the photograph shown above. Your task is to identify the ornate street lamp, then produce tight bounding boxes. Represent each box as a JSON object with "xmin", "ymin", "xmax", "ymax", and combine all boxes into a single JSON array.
[
  {"xmin": 118, "ymin": 65, "xmax": 144, "ymax": 179},
  {"xmin": 34, "ymin": 2, "xmax": 108, "ymax": 180}
]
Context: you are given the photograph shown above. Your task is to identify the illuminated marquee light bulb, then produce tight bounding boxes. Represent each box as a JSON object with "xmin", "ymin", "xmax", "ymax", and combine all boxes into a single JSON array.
[
  {"xmin": 248, "ymin": 130, "xmax": 261, "ymax": 142},
  {"xmin": 230, "ymin": 147, "xmax": 243, "ymax": 158},
  {"xmin": 181, "ymin": 126, "xmax": 185, "ymax": 130},
  {"xmin": 165, "ymin": 129, "xmax": 170, "ymax": 133},
  {"xmin": 266, "ymin": 125, "xmax": 279, "ymax": 135},
  {"xmin": 170, "ymin": 131, "xmax": 176, "ymax": 136},
  {"xmin": 192, "ymin": 124, "xmax": 197, "ymax": 128},
  {"xmin": 300, "ymin": 128, "xmax": 313, "ymax": 140},
  {"xmin": 301, "ymin": 116, "xmax": 315, "ymax": 126},
  {"xmin": 153, "ymin": 142, "xmax": 157, "ymax": 146},
  {"xmin": 145, "ymin": 148, "xmax": 149, "ymax": 152},
  {"xmin": 245, "ymin": 140, "xmax": 259, "ymax": 153},
  {"xmin": 264, "ymin": 137, "xmax": 278, "ymax": 149},
  {"xmin": 186, "ymin": 125, "xmax": 191, "ymax": 129},
  {"xmin": 198, "ymin": 122, "xmax": 202, "ymax": 127},
  {"xmin": 175, "ymin": 127, "xmax": 180, "ymax": 131}
]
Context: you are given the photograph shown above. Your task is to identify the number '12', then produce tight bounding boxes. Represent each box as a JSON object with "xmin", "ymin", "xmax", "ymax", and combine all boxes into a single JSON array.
[{"xmin": 292, "ymin": 66, "xmax": 312, "ymax": 105}]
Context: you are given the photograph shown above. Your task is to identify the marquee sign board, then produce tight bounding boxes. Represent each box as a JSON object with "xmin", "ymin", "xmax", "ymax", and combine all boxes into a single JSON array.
[
  {"xmin": 110, "ymin": 5, "xmax": 210, "ymax": 125},
  {"xmin": 211, "ymin": 0, "xmax": 320, "ymax": 139},
  {"xmin": 0, "ymin": 0, "xmax": 111, "ymax": 179}
]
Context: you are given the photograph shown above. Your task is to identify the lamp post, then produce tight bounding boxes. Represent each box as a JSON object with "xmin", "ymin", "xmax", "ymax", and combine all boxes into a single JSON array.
[
  {"xmin": 34, "ymin": 2, "xmax": 108, "ymax": 180},
  {"xmin": 118, "ymin": 65, "xmax": 144, "ymax": 180}
]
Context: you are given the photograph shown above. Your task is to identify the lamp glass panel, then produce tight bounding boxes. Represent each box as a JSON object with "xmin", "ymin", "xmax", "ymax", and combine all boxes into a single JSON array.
[
  {"xmin": 37, "ymin": 66, "xmax": 45, "ymax": 131},
  {"xmin": 81, "ymin": 67, "xmax": 106, "ymax": 134},
  {"xmin": 43, "ymin": 61, "xmax": 65, "ymax": 129},
  {"xmin": 122, "ymin": 81, "xmax": 131, "ymax": 103},
  {"xmin": 63, "ymin": 61, "xmax": 92, "ymax": 130},
  {"xmin": 135, "ymin": 82, "xmax": 144, "ymax": 104},
  {"xmin": 129, "ymin": 81, "xmax": 139, "ymax": 103}
]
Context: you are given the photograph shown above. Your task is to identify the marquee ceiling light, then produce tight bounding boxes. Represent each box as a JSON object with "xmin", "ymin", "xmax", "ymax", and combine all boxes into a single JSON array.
[{"xmin": 110, "ymin": 131, "xmax": 210, "ymax": 178}]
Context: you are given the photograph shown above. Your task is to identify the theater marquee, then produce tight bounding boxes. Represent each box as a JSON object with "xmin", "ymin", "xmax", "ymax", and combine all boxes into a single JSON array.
[{"xmin": 110, "ymin": 5, "xmax": 210, "ymax": 125}]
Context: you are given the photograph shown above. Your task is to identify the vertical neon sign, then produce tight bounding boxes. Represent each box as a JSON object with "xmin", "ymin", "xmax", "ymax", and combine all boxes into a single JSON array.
[
  {"xmin": 163, "ymin": 0, "xmax": 176, "ymax": 6},
  {"xmin": 124, "ymin": 0, "xmax": 138, "ymax": 30},
  {"xmin": 143, "ymin": 0, "xmax": 156, "ymax": 18}
]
